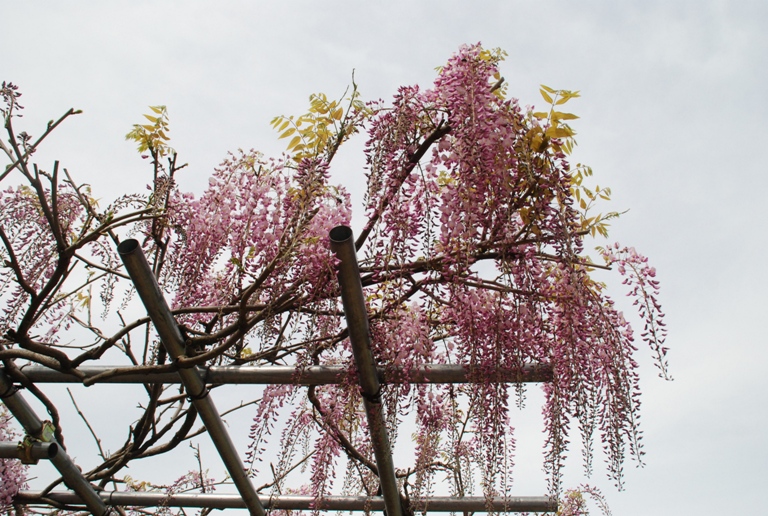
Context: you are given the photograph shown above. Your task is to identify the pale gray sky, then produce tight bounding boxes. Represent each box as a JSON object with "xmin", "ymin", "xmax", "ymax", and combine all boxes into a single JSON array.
[{"xmin": 3, "ymin": 1, "xmax": 767, "ymax": 514}]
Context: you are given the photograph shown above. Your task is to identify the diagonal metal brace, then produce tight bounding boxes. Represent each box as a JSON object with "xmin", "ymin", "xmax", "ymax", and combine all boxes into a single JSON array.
[
  {"xmin": 117, "ymin": 239, "xmax": 266, "ymax": 516},
  {"xmin": 330, "ymin": 225, "xmax": 403, "ymax": 516}
]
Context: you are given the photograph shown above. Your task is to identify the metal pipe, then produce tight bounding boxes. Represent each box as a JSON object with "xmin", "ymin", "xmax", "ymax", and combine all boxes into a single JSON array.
[
  {"xmin": 6, "ymin": 363, "xmax": 552, "ymax": 385},
  {"xmin": 0, "ymin": 441, "xmax": 57, "ymax": 461},
  {"xmin": 117, "ymin": 239, "xmax": 265, "ymax": 516},
  {"xmin": 15, "ymin": 491, "xmax": 558, "ymax": 512},
  {"xmin": 329, "ymin": 225, "xmax": 402, "ymax": 516},
  {"xmin": 0, "ymin": 371, "xmax": 111, "ymax": 515}
]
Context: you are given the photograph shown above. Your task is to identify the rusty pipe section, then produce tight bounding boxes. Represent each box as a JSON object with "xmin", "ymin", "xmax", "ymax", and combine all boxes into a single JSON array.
[
  {"xmin": 117, "ymin": 239, "xmax": 265, "ymax": 516},
  {"xmin": 0, "ymin": 371, "xmax": 112, "ymax": 515},
  {"xmin": 329, "ymin": 225, "xmax": 402, "ymax": 516}
]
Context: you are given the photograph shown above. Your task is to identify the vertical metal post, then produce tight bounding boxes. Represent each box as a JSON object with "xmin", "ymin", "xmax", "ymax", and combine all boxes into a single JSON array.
[
  {"xmin": 0, "ymin": 371, "xmax": 112, "ymax": 515},
  {"xmin": 329, "ymin": 226, "xmax": 402, "ymax": 516},
  {"xmin": 117, "ymin": 239, "xmax": 266, "ymax": 516}
]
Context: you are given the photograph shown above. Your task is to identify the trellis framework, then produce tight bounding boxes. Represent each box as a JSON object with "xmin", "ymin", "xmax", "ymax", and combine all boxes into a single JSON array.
[{"xmin": 1, "ymin": 227, "xmax": 558, "ymax": 515}]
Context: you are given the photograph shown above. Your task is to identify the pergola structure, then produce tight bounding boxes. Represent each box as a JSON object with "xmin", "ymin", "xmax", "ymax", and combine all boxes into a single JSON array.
[{"xmin": 1, "ymin": 227, "xmax": 558, "ymax": 515}]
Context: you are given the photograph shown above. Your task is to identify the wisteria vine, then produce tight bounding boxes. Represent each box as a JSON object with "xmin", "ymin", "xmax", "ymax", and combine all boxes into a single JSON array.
[{"xmin": 0, "ymin": 45, "xmax": 668, "ymax": 514}]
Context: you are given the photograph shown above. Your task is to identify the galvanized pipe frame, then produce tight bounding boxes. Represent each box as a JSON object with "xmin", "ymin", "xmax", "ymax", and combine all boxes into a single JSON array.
[
  {"xmin": 1, "ymin": 232, "xmax": 559, "ymax": 514},
  {"xmin": 5, "ymin": 363, "xmax": 552, "ymax": 385},
  {"xmin": 117, "ymin": 239, "xmax": 266, "ymax": 516},
  {"xmin": 15, "ymin": 491, "xmax": 558, "ymax": 512},
  {"xmin": 0, "ymin": 441, "xmax": 57, "ymax": 461},
  {"xmin": 330, "ymin": 225, "xmax": 403, "ymax": 516},
  {"xmin": 0, "ymin": 370, "xmax": 112, "ymax": 515}
]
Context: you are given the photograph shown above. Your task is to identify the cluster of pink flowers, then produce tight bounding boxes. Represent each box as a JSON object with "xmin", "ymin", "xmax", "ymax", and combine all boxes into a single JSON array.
[
  {"xmin": 234, "ymin": 44, "xmax": 669, "ymax": 500},
  {"xmin": 161, "ymin": 153, "xmax": 350, "ymax": 324},
  {"xmin": 601, "ymin": 243, "xmax": 670, "ymax": 379},
  {"xmin": 0, "ymin": 185, "xmax": 84, "ymax": 334},
  {"xmin": 0, "ymin": 43, "xmax": 667, "ymax": 511},
  {"xmin": 0, "ymin": 408, "xmax": 26, "ymax": 512}
]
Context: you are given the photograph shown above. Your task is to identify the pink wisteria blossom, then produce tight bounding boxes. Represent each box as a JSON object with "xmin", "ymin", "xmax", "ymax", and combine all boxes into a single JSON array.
[
  {"xmin": 0, "ymin": 407, "xmax": 26, "ymax": 512},
  {"xmin": 0, "ymin": 46, "xmax": 668, "ymax": 513}
]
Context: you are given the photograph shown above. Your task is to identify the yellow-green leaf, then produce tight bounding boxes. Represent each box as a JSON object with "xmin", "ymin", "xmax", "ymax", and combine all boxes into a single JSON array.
[
  {"xmin": 545, "ymin": 126, "xmax": 573, "ymax": 139},
  {"xmin": 288, "ymin": 135, "xmax": 302, "ymax": 149},
  {"xmin": 551, "ymin": 112, "xmax": 579, "ymax": 121},
  {"xmin": 540, "ymin": 89, "xmax": 553, "ymax": 104}
]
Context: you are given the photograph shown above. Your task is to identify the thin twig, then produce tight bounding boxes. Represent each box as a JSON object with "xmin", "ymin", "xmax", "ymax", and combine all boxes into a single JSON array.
[
  {"xmin": 0, "ymin": 108, "xmax": 81, "ymax": 183},
  {"xmin": 66, "ymin": 387, "xmax": 107, "ymax": 460}
]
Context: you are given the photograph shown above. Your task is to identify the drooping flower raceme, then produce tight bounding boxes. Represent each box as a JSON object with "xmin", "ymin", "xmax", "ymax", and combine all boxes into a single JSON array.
[
  {"xmin": 0, "ymin": 43, "xmax": 667, "ymax": 512},
  {"xmin": 0, "ymin": 407, "xmax": 26, "ymax": 511}
]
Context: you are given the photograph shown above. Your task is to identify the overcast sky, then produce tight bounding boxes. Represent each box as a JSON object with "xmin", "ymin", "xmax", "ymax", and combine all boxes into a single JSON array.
[{"xmin": 3, "ymin": 1, "xmax": 767, "ymax": 515}]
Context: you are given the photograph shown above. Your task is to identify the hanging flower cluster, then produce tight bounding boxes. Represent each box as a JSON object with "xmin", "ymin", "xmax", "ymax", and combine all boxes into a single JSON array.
[
  {"xmin": 315, "ymin": 43, "xmax": 663, "ymax": 495},
  {"xmin": 162, "ymin": 153, "xmax": 350, "ymax": 317},
  {"xmin": 0, "ymin": 44, "xmax": 667, "ymax": 513},
  {"xmin": 0, "ymin": 407, "xmax": 26, "ymax": 511},
  {"xmin": 231, "ymin": 43, "xmax": 668, "ymax": 501}
]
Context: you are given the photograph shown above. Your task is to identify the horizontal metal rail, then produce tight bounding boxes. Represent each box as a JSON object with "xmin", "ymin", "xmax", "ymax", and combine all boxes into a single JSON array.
[
  {"xmin": 15, "ymin": 491, "xmax": 558, "ymax": 512},
  {"xmin": 5, "ymin": 363, "xmax": 552, "ymax": 385},
  {"xmin": 0, "ymin": 441, "xmax": 57, "ymax": 461},
  {"xmin": 118, "ymin": 239, "xmax": 265, "ymax": 516}
]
